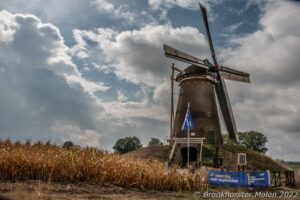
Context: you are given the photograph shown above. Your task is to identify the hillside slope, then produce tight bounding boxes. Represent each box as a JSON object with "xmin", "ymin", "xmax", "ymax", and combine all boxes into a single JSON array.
[{"xmin": 127, "ymin": 144, "xmax": 289, "ymax": 172}]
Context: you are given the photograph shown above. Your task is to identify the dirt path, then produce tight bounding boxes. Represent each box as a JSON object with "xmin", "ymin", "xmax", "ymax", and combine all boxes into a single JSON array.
[
  {"xmin": 0, "ymin": 181, "xmax": 299, "ymax": 200},
  {"xmin": 0, "ymin": 181, "xmax": 194, "ymax": 200}
]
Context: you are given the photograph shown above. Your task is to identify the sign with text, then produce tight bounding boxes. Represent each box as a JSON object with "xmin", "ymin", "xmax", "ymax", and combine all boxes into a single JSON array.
[
  {"xmin": 238, "ymin": 153, "xmax": 247, "ymax": 165},
  {"xmin": 249, "ymin": 171, "xmax": 270, "ymax": 187},
  {"xmin": 208, "ymin": 170, "xmax": 248, "ymax": 187},
  {"xmin": 208, "ymin": 170, "xmax": 270, "ymax": 187}
]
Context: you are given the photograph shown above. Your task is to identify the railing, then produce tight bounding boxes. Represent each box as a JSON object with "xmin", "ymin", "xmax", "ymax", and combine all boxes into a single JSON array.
[
  {"xmin": 271, "ymin": 171, "xmax": 281, "ymax": 187},
  {"xmin": 270, "ymin": 170, "xmax": 295, "ymax": 187},
  {"xmin": 285, "ymin": 170, "xmax": 295, "ymax": 187}
]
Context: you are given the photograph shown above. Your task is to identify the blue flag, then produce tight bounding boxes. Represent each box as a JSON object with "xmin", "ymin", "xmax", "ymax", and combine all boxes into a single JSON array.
[{"xmin": 182, "ymin": 109, "xmax": 194, "ymax": 131}]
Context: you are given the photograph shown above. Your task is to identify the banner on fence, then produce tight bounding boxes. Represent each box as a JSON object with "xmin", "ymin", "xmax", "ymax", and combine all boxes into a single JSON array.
[
  {"xmin": 208, "ymin": 170, "xmax": 270, "ymax": 187},
  {"xmin": 249, "ymin": 171, "xmax": 270, "ymax": 187}
]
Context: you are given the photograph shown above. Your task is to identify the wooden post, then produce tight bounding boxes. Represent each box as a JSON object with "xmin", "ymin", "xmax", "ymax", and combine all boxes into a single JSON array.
[
  {"xmin": 169, "ymin": 141, "xmax": 177, "ymax": 161},
  {"xmin": 199, "ymin": 143, "xmax": 203, "ymax": 162}
]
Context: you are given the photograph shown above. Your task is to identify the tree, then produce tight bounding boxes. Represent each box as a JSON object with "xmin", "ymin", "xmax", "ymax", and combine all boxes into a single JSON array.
[
  {"xmin": 113, "ymin": 136, "xmax": 142, "ymax": 154},
  {"xmin": 148, "ymin": 137, "xmax": 162, "ymax": 146},
  {"xmin": 62, "ymin": 141, "xmax": 74, "ymax": 149},
  {"xmin": 238, "ymin": 131, "xmax": 268, "ymax": 153}
]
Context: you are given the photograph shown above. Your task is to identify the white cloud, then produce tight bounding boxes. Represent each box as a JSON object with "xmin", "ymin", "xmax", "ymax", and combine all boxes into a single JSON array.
[
  {"xmin": 148, "ymin": 0, "xmax": 222, "ymax": 20},
  {"xmin": 117, "ymin": 90, "xmax": 128, "ymax": 102},
  {"xmin": 0, "ymin": 10, "xmax": 19, "ymax": 42},
  {"xmin": 224, "ymin": 22, "xmax": 243, "ymax": 33},
  {"xmin": 91, "ymin": 0, "xmax": 136, "ymax": 24},
  {"xmin": 148, "ymin": 0, "xmax": 215, "ymax": 10},
  {"xmin": 149, "ymin": 0, "xmax": 198, "ymax": 10},
  {"xmin": 71, "ymin": 24, "xmax": 210, "ymax": 128},
  {"xmin": 221, "ymin": 1, "xmax": 300, "ymax": 160},
  {"xmin": 73, "ymin": 25, "xmax": 209, "ymax": 87},
  {"xmin": 51, "ymin": 122, "xmax": 102, "ymax": 147},
  {"xmin": 66, "ymin": 75, "xmax": 109, "ymax": 93}
]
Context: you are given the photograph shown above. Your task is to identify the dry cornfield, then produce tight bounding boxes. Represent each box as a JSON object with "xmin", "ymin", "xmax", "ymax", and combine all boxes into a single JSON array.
[
  {"xmin": 0, "ymin": 140, "xmax": 207, "ymax": 191},
  {"xmin": 296, "ymin": 170, "xmax": 300, "ymax": 188}
]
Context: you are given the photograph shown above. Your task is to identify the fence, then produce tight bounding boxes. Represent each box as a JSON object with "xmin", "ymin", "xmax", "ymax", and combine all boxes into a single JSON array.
[
  {"xmin": 270, "ymin": 171, "xmax": 281, "ymax": 187},
  {"xmin": 270, "ymin": 170, "xmax": 295, "ymax": 187}
]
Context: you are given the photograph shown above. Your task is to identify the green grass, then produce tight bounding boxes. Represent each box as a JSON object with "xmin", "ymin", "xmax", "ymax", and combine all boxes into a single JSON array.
[{"xmin": 287, "ymin": 164, "xmax": 300, "ymax": 170}]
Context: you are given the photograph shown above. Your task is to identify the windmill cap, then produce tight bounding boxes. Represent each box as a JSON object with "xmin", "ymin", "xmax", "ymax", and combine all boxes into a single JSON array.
[{"xmin": 176, "ymin": 65, "xmax": 208, "ymax": 81}]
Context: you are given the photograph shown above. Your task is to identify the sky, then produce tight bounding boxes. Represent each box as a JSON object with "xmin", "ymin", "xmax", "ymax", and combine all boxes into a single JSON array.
[{"xmin": 0, "ymin": 0, "xmax": 299, "ymax": 161}]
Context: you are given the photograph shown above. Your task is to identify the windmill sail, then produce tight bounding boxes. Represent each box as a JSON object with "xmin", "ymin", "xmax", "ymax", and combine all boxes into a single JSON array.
[
  {"xmin": 199, "ymin": 3, "xmax": 218, "ymax": 65},
  {"xmin": 220, "ymin": 71, "xmax": 250, "ymax": 83},
  {"xmin": 220, "ymin": 66, "xmax": 250, "ymax": 83},
  {"xmin": 215, "ymin": 77, "xmax": 239, "ymax": 142},
  {"xmin": 199, "ymin": 3, "xmax": 239, "ymax": 142},
  {"xmin": 164, "ymin": 44, "xmax": 208, "ymax": 69}
]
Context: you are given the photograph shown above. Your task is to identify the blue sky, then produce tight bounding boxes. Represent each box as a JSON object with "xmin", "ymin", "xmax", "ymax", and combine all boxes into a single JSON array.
[{"xmin": 0, "ymin": 0, "xmax": 300, "ymax": 161}]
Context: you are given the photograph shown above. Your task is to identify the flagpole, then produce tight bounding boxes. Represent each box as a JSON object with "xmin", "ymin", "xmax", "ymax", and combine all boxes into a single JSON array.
[
  {"xmin": 187, "ymin": 102, "xmax": 190, "ymax": 167},
  {"xmin": 187, "ymin": 128, "xmax": 190, "ymax": 166}
]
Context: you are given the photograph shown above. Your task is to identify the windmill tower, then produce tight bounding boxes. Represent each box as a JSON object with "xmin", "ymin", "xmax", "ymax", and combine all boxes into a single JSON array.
[{"xmin": 166, "ymin": 4, "xmax": 250, "ymax": 167}]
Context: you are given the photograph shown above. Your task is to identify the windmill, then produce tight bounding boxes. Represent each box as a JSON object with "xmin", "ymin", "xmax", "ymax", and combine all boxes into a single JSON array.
[{"xmin": 165, "ymin": 4, "xmax": 250, "ymax": 166}]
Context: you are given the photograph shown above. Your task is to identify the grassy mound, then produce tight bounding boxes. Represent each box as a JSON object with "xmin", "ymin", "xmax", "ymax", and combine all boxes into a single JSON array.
[
  {"xmin": 0, "ymin": 140, "xmax": 207, "ymax": 191},
  {"xmin": 126, "ymin": 145, "xmax": 171, "ymax": 162},
  {"xmin": 128, "ymin": 144, "xmax": 289, "ymax": 172},
  {"xmin": 220, "ymin": 144, "xmax": 288, "ymax": 171}
]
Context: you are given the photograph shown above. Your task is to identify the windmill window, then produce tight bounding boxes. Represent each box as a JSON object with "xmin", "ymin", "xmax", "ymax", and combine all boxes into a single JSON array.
[
  {"xmin": 207, "ymin": 129, "xmax": 216, "ymax": 144},
  {"xmin": 207, "ymin": 111, "xmax": 212, "ymax": 117}
]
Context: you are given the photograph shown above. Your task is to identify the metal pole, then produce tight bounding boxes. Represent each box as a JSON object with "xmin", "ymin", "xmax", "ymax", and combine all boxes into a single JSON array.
[
  {"xmin": 187, "ymin": 102, "xmax": 190, "ymax": 167},
  {"xmin": 170, "ymin": 63, "xmax": 175, "ymax": 141},
  {"xmin": 187, "ymin": 128, "xmax": 190, "ymax": 166}
]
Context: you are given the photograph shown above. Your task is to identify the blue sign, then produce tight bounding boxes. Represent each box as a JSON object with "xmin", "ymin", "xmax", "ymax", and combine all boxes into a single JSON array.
[
  {"xmin": 249, "ymin": 171, "xmax": 270, "ymax": 187},
  {"xmin": 208, "ymin": 170, "xmax": 248, "ymax": 187},
  {"xmin": 182, "ymin": 110, "xmax": 194, "ymax": 131},
  {"xmin": 208, "ymin": 170, "xmax": 270, "ymax": 187}
]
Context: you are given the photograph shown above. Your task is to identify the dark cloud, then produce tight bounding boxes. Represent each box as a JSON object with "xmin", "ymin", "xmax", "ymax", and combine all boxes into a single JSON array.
[{"xmin": 0, "ymin": 11, "xmax": 105, "ymax": 146}]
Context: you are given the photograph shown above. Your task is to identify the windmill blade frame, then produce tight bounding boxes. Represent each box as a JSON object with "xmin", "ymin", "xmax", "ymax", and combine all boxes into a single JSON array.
[
  {"xmin": 220, "ymin": 65, "xmax": 250, "ymax": 83},
  {"xmin": 163, "ymin": 44, "xmax": 209, "ymax": 69},
  {"xmin": 199, "ymin": 3, "xmax": 218, "ymax": 65},
  {"xmin": 221, "ymin": 66, "xmax": 250, "ymax": 78},
  {"xmin": 220, "ymin": 71, "xmax": 250, "ymax": 83},
  {"xmin": 199, "ymin": 3, "xmax": 239, "ymax": 142},
  {"xmin": 215, "ymin": 77, "xmax": 239, "ymax": 142}
]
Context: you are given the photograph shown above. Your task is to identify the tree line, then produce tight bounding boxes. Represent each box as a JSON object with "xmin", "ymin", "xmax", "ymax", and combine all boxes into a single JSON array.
[{"xmin": 113, "ymin": 131, "xmax": 268, "ymax": 154}]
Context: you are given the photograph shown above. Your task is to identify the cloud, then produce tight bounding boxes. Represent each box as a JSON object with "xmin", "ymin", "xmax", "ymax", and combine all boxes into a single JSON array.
[
  {"xmin": 71, "ymin": 24, "xmax": 210, "ymax": 129},
  {"xmin": 73, "ymin": 25, "xmax": 209, "ymax": 87},
  {"xmin": 0, "ymin": 0, "xmax": 299, "ymax": 161},
  {"xmin": 91, "ymin": 0, "xmax": 137, "ymax": 24},
  {"xmin": 148, "ymin": 0, "xmax": 220, "ymax": 11},
  {"xmin": 70, "ymin": 24, "xmax": 212, "ymax": 147},
  {"xmin": 147, "ymin": 0, "xmax": 223, "ymax": 20},
  {"xmin": 0, "ymin": 10, "xmax": 107, "ymax": 146},
  {"xmin": 224, "ymin": 22, "xmax": 243, "ymax": 33},
  {"xmin": 117, "ymin": 90, "xmax": 128, "ymax": 102},
  {"xmin": 221, "ymin": 1, "xmax": 300, "ymax": 160},
  {"xmin": 0, "ymin": 0, "xmax": 160, "ymax": 35},
  {"xmin": 0, "ymin": 10, "xmax": 177, "ymax": 149},
  {"xmin": 149, "ymin": 0, "xmax": 199, "ymax": 10}
]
